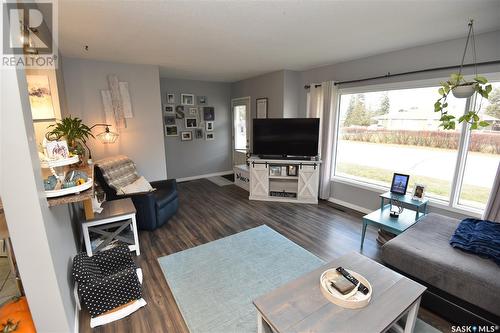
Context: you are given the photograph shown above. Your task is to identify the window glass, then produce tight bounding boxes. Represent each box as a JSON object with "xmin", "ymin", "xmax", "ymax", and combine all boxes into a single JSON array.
[
  {"xmin": 335, "ymin": 86, "xmax": 466, "ymax": 201},
  {"xmin": 458, "ymin": 81, "xmax": 500, "ymax": 209},
  {"xmin": 234, "ymin": 105, "xmax": 247, "ymax": 150}
]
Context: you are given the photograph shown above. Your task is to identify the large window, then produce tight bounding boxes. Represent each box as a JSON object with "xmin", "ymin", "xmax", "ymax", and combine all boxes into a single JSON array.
[{"xmin": 334, "ymin": 80, "xmax": 500, "ymax": 212}]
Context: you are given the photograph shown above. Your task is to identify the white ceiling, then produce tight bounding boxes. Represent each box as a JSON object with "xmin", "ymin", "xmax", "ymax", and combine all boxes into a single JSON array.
[{"xmin": 58, "ymin": 1, "xmax": 500, "ymax": 82}]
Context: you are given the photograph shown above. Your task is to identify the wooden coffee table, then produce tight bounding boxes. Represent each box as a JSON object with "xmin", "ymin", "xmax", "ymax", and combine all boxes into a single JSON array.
[{"xmin": 253, "ymin": 252, "xmax": 426, "ymax": 333}]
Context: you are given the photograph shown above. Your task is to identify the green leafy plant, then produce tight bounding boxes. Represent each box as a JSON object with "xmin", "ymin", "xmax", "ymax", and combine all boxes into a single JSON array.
[
  {"xmin": 434, "ymin": 73, "xmax": 492, "ymax": 130},
  {"xmin": 45, "ymin": 116, "xmax": 94, "ymax": 155}
]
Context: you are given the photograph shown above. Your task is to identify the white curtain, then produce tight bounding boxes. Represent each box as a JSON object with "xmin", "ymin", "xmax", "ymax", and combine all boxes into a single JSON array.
[
  {"xmin": 307, "ymin": 81, "xmax": 338, "ymax": 199},
  {"xmin": 483, "ymin": 161, "xmax": 500, "ymax": 222}
]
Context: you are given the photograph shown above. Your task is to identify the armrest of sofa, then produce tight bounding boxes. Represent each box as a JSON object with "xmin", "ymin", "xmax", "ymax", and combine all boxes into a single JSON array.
[
  {"xmin": 116, "ymin": 191, "xmax": 158, "ymax": 230},
  {"xmin": 151, "ymin": 179, "xmax": 177, "ymax": 192}
]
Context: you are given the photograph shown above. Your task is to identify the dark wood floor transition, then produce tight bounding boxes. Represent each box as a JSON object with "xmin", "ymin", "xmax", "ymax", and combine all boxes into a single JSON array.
[{"xmin": 79, "ymin": 179, "xmax": 448, "ymax": 333}]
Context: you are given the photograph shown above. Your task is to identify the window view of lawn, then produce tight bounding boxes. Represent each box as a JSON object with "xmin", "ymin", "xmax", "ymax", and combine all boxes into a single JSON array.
[{"xmin": 334, "ymin": 83, "xmax": 500, "ymax": 210}]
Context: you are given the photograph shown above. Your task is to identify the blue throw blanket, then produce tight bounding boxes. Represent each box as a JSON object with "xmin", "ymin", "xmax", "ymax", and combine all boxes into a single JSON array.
[{"xmin": 450, "ymin": 218, "xmax": 500, "ymax": 265}]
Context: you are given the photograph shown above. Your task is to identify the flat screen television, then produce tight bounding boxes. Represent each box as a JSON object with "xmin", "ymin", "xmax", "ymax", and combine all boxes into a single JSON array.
[{"xmin": 252, "ymin": 118, "xmax": 320, "ymax": 158}]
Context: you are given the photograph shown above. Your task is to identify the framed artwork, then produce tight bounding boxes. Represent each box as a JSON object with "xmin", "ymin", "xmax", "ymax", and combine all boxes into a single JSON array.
[
  {"xmin": 198, "ymin": 96, "xmax": 207, "ymax": 105},
  {"xmin": 181, "ymin": 131, "xmax": 193, "ymax": 141},
  {"xmin": 166, "ymin": 93, "xmax": 175, "ymax": 104},
  {"xmin": 206, "ymin": 121, "xmax": 214, "ymax": 132},
  {"xmin": 195, "ymin": 128, "xmax": 203, "ymax": 139},
  {"xmin": 256, "ymin": 98, "xmax": 268, "ymax": 119},
  {"xmin": 203, "ymin": 107, "xmax": 215, "ymax": 121},
  {"xmin": 164, "ymin": 114, "xmax": 176, "ymax": 126},
  {"xmin": 412, "ymin": 184, "xmax": 426, "ymax": 201},
  {"xmin": 164, "ymin": 105, "xmax": 174, "ymax": 113},
  {"xmin": 46, "ymin": 140, "xmax": 69, "ymax": 159},
  {"xmin": 189, "ymin": 107, "xmax": 198, "ymax": 115},
  {"xmin": 27, "ymin": 75, "xmax": 56, "ymax": 120},
  {"xmin": 185, "ymin": 117, "xmax": 198, "ymax": 128},
  {"xmin": 287, "ymin": 165, "xmax": 298, "ymax": 176},
  {"xmin": 175, "ymin": 105, "xmax": 185, "ymax": 119},
  {"xmin": 269, "ymin": 166, "xmax": 282, "ymax": 176},
  {"xmin": 165, "ymin": 125, "xmax": 178, "ymax": 137},
  {"xmin": 205, "ymin": 132, "xmax": 215, "ymax": 140},
  {"xmin": 181, "ymin": 94, "xmax": 195, "ymax": 105},
  {"xmin": 390, "ymin": 173, "xmax": 410, "ymax": 195}
]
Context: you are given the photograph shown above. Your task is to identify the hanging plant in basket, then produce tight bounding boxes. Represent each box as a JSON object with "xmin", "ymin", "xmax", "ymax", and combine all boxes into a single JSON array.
[{"xmin": 434, "ymin": 19, "xmax": 493, "ymax": 130}]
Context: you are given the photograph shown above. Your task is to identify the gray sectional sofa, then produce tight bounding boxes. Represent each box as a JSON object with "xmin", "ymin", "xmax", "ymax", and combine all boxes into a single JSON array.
[{"xmin": 381, "ymin": 213, "xmax": 500, "ymax": 325}]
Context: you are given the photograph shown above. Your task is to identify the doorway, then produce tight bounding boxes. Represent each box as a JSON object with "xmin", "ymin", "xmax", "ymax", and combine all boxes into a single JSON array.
[{"xmin": 231, "ymin": 97, "xmax": 251, "ymax": 166}]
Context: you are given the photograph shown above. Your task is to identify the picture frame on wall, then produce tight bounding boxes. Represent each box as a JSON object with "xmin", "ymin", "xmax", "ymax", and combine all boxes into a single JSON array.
[
  {"xmin": 195, "ymin": 128, "xmax": 203, "ymax": 139},
  {"xmin": 206, "ymin": 121, "xmax": 214, "ymax": 132},
  {"xmin": 205, "ymin": 132, "xmax": 215, "ymax": 140},
  {"xmin": 198, "ymin": 96, "xmax": 207, "ymax": 105},
  {"xmin": 185, "ymin": 117, "xmax": 198, "ymax": 128},
  {"xmin": 256, "ymin": 98, "xmax": 268, "ymax": 119},
  {"xmin": 175, "ymin": 105, "xmax": 185, "ymax": 119},
  {"xmin": 189, "ymin": 107, "xmax": 198, "ymax": 115},
  {"xmin": 164, "ymin": 114, "xmax": 176, "ymax": 126},
  {"xmin": 166, "ymin": 93, "xmax": 175, "ymax": 104},
  {"xmin": 165, "ymin": 125, "xmax": 179, "ymax": 137},
  {"xmin": 27, "ymin": 75, "xmax": 56, "ymax": 120},
  {"xmin": 164, "ymin": 105, "xmax": 174, "ymax": 113},
  {"xmin": 181, "ymin": 131, "xmax": 193, "ymax": 141},
  {"xmin": 181, "ymin": 93, "xmax": 195, "ymax": 105},
  {"xmin": 203, "ymin": 107, "xmax": 215, "ymax": 121}
]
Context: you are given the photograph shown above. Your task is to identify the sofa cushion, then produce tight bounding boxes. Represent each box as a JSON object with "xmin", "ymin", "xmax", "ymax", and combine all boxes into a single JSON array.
[{"xmin": 381, "ymin": 213, "xmax": 500, "ymax": 316}]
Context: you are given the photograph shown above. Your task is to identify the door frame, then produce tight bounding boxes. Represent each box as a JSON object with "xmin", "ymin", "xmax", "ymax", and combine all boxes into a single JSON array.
[{"xmin": 231, "ymin": 97, "xmax": 251, "ymax": 165}]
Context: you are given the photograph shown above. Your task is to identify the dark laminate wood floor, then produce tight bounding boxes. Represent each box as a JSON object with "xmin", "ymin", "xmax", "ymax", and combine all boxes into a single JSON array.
[{"xmin": 79, "ymin": 179, "xmax": 448, "ymax": 333}]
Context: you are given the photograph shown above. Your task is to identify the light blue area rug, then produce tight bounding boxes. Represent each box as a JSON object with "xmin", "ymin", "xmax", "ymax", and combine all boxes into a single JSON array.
[
  {"xmin": 158, "ymin": 225, "xmax": 440, "ymax": 333},
  {"xmin": 158, "ymin": 225, "xmax": 324, "ymax": 333}
]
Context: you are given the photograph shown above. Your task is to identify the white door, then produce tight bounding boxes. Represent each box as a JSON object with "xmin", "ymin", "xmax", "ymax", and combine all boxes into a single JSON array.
[
  {"xmin": 298, "ymin": 165, "xmax": 319, "ymax": 201},
  {"xmin": 231, "ymin": 97, "xmax": 251, "ymax": 166}
]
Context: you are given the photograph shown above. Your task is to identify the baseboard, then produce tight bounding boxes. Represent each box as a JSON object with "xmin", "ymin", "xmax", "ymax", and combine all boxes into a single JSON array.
[
  {"xmin": 327, "ymin": 197, "xmax": 372, "ymax": 214},
  {"xmin": 176, "ymin": 170, "xmax": 234, "ymax": 183}
]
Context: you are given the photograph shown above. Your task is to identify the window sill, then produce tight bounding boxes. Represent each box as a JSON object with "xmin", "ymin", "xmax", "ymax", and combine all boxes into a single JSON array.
[{"xmin": 330, "ymin": 176, "xmax": 483, "ymax": 218}]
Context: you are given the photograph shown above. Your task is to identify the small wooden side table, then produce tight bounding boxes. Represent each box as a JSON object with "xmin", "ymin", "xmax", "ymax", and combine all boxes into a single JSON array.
[{"xmin": 81, "ymin": 198, "xmax": 140, "ymax": 256}]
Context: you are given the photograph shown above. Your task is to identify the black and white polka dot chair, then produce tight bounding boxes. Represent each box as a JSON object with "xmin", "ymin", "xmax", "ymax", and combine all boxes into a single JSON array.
[{"xmin": 72, "ymin": 244, "xmax": 147, "ymax": 328}]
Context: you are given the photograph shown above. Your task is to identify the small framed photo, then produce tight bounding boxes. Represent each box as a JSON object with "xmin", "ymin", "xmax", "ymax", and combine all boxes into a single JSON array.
[
  {"xmin": 165, "ymin": 125, "xmax": 178, "ymax": 137},
  {"xmin": 185, "ymin": 117, "xmax": 198, "ymax": 128},
  {"xmin": 269, "ymin": 166, "xmax": 282, "ymax": 176},
  {"xmin": 175, "ymin": 105, "xmax": 185, "ymax": 119},
  {"xmin": 256, "ymin": 98, "xmax": 268, "ymax": 119},
  {"xmin": 163, "ymin": 105, "xmax": 174, "ymax": 113},
  {"xmin": 390, "ymin": 173, "xmax": 410, "ymax": 195},
  {"xmin": 206, "ymin": 121, "xmax": 214, "ymax": 132},
  {"xmin": 205, "ymin": 132, "xmax": 215, "ymax": 140},
  {"xmin": 287, "ymin": 165, "xmax": 298, "ymax": 176},
  {"xmin": 189, "ymin": 107, "xmax": 198, "ymax": 115},
  {"xmin": 166, "ymin": 93, "xmax": 175, "ymax": 104},
  {"xmin": 46, "ymin": 140, "xmax": 69, "ymax": 159},
  {"xmin": 164, "ymin": 114, "xmax": 176, "ymax": 126},
  {"xmin": 203, "ymin": 107, "xmax": 215, "ymax": 121},
  {"xmin": 195, "ymin": 128, "xmax": 203, "ymax": 139},
  {"xmin": 198, "ymin": 96, "xmax": 207, "ymax": 105},
  {"xmin": 181, "ymin": 93, "xmax": 194, "ymax": 106},
  {"xmin": 181, "ymin": 131, "xmax": 193, "ymax": 141},
  {"xmin": 412, "ymin": 184, "xmax": 426, "ymax": 201}
]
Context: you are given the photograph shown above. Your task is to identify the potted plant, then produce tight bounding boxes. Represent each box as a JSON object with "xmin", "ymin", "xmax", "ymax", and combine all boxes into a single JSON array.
[
  {"xmin": 434, "ymin": 20, "xmax": 493, "ymax": 130},
  {"xmin": 434, "ymin": 73, "xmax": 492, "ymax": 129},
  {"xmin": 45, "ymin": 116, "xmax": 94, "ymax": 162}
]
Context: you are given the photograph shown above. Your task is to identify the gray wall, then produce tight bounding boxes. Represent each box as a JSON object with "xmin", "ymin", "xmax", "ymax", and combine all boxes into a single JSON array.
[
  {"xmin": 1, "ymin": 69, "xmax": 76, "ymax": 332},
  {"xmin": 160, "ymin": 78, "xmax": 232, "ymax": 179},
  {"xmin": 231, "ymin": 70, "xmax": 285, "ymax": 119},
  {"xmin": 61, "ymin": 57, "xmax": 167, "ymax": 181},
  {"xmin": 283, "ymin": 70, "xmax": 301, "ymax": 118}
]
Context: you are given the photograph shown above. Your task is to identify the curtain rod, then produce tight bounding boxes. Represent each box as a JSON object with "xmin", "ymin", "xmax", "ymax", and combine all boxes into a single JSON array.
[{"xmin": 303, "ymin": 60, "xmax": 500, "ymax": 89}]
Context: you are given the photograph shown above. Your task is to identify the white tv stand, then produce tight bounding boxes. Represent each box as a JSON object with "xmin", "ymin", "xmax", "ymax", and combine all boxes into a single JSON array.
[{"xmin": 248, "ymin": 157, "xmax": 321, "ymax": 204}]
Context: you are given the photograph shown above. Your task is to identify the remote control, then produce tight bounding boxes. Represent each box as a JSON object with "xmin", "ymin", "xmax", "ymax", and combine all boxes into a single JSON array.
[{"xmin": 336, "ymin": 267, "xmax": 369, "ymax": 295}]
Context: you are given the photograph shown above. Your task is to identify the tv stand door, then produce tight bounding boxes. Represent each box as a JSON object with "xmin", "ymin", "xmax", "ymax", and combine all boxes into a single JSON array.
[
  {"xmin": 250, "ymin": 163, "xmax": 269, "ymax": 198},
  {"xmin": 298, "ymin": 165, "xmax": 319, "ymax": 202}
]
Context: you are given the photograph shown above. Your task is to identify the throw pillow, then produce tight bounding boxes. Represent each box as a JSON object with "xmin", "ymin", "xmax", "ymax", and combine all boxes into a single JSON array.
[{"xmin": 117, "ymin": 176, "xmax": 154, "ymax": 195}]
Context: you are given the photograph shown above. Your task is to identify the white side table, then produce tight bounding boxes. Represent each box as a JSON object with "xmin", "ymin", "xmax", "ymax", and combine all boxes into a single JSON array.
[{"xmin": 81, "ymin": 198, "xmax": 140, "ymax": 256}]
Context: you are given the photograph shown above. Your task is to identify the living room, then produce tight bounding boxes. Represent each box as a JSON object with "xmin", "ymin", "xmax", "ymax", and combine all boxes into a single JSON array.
[{"xmin": 1, "ymin": 1, "xmax": 499, "ymax": 332}]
